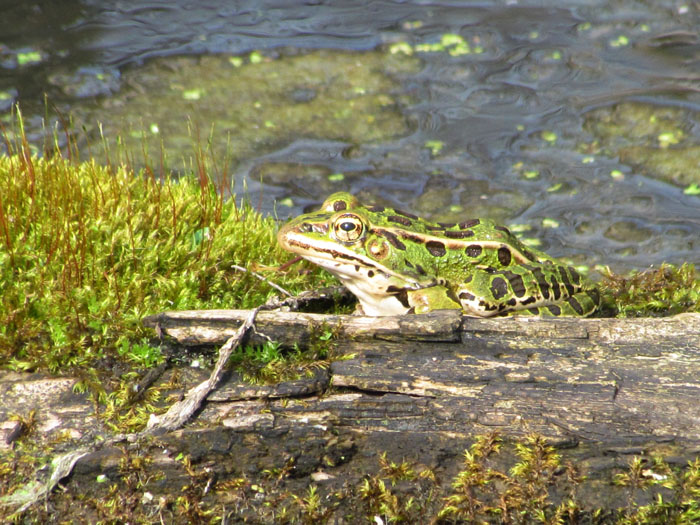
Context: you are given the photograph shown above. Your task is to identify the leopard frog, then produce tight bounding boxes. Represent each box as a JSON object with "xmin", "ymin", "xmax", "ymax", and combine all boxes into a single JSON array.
[{"xmin": 277, "ymin": 192, "xmax": 599, "ymax": 317}]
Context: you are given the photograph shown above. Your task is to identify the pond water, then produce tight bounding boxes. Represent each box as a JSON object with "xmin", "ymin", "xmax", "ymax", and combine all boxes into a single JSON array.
[{"xmin": 1, "ymin": 0, "xmax": 699, "ymax": 273}]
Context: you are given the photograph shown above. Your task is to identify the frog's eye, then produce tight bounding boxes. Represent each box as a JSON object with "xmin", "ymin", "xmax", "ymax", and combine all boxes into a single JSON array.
[{"xmin": 333, "ymin": 214, "xmax": 364, "ymax": 242}]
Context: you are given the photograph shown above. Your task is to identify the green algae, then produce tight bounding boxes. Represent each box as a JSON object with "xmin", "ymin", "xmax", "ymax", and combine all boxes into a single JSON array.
[
  {"xmin": 68, "ymin": 49, "xmax": 420, "ymax": 166},
  {"xmin": 583, "ymin": 102, "xmax": 700, "ymax": 189}
]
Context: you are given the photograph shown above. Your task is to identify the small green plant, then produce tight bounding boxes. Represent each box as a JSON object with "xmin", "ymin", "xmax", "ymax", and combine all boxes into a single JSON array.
[
  {"xmin": 227, "ymin": 322, "xmax": 341, "ymax": 385},
  {"xmin": 614, "ymin": 456, "xmax": 700, "ymax": 524},
  {"xmin": 600, "ymin": 263, "xmax": 700, "ymax": 317},
  {"xmin": 9, "ymin": 432, "xmax": 700, "ymax": 523},
  {"xmin": 291, "ymin": 485, "xmax": 334, "ymax": 525},
  {"xmin": 439, "ymin": 432, "xmax": 506, "ymax": 522},
  {"xmin": 229, "ymin": 339, "xmax": 324, "ymax": 385},
  {"xmin": 378, "ymin": 452, "xmax": 417, "ymax": 484}
]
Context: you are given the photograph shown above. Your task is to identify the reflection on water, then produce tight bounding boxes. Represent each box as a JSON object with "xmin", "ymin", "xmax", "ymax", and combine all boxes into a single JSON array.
[{"xmin": 1, "ymin": 0, "xmax": 699, "ymax": 272}]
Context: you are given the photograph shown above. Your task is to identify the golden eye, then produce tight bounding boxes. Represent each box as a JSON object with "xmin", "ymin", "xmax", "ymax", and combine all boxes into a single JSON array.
[{"xmin": 333, "ymin": 214, "xmax": 364, "ymax": 242}]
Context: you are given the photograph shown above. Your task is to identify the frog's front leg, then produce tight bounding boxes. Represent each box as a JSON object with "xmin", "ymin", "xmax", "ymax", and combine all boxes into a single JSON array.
[{"xmin": 405, "ymin": 285, "xmax": 462, "ymax": 314}]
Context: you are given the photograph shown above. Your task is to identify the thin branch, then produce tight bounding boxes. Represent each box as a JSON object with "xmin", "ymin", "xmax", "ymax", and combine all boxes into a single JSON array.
[
  {"xmin": 232, "ymin": 264, "xmax": 293, "ymax": 297},
  {"xmin": 145, "ymin": 305, "xmax": 261, "ymax": 432}
]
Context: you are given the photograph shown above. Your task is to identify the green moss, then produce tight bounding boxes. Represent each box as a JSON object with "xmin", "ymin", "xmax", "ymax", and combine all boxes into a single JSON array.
[
  {"xmin": 8, "ymin": 431, "xmax": 700, "ymax": 523},
  {"xmin": 0, "ymin": 148, "xmax": 334, "ymax": 378},
  {"xmin": 600, "ymin": 263, "xmax": 700, "ymax": 317}
]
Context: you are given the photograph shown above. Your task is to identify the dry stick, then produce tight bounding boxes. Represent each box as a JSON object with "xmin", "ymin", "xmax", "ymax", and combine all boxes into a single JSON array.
[
  {"xmin": 232, "ymin": 264, "xmax": 293, "ymax": 298},
  {"xmin": 3, "ymin": 306, "xmax": 262, "ymax": 516},
  {"xmin": 145, "ymin": 305, "xmax": 261, "ymax": 432},
  {"xmin": 4, "ymin": 449, "xmax": 91, "ymax": 515}
]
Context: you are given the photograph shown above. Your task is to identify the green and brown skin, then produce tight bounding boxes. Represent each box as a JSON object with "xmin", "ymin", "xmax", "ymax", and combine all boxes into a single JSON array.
[{"xmin": 277, "ymin": 192, "xmax": 600, "ymax": 317}]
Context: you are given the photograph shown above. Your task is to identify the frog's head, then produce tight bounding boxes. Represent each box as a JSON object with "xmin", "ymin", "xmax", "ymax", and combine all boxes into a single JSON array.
[{"xmin": 277, "ymin": 192, "xmax": 426, "ymax": 314}]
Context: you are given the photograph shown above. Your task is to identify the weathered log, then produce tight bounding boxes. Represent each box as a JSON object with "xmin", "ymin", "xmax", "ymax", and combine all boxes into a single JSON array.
[
  {"xmin": 143, "ymin": 308, "xmax": 464, "ymax": 345},
  {"xmin": 143, "ymin": 308, "xmax": 700, "ymax": 346},
  {"xmin": 4, "ymin": 311, "xmax": 700, "ymax": 521}
]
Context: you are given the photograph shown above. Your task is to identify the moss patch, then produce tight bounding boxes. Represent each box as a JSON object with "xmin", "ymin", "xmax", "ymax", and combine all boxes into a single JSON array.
[
  {"xmin": 600, "ymin": 263, "xmax": 700, "ymax": 317},
  {"xmin": 0, "ymin": 149, "xmax": 334, "ymax": 380},
  {"xmin": 10, "ymin": 432, "xmax": 700, "ymax": 523}
]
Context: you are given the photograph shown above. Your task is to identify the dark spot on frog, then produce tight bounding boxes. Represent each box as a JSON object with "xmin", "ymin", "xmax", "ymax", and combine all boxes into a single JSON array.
[
  {"xmin": 367, "ymin": 205, "xmax": 385, "ymax": 213},
  {"xmin": 459, "ymin": 291, "xmax": 475, "ymax": 301},
  {"xmin": 558, "ymin": 267, "xmax": 577, "ymax": 296},
  {"xmin": 569, "ymin": 267, "xmax": 581, "ymax": 286},
  {"xmin": 490, "ymin": 276, "xmax": 508, "ymax": 299},
  {"xmin": 444, "ymin": 230, "xmax": 474, "ymax": 239},
  {"xmin": 479, "ymin": 300, "xmax": 498, "ymax": 311},
  {"xmin": 438, "ymin": 222, "xmax": 456, "ymax": 228},
  {"xmin": 459, "ymin": 219, "xmax": 480, "ymax": 229},
  {"xmin": 550, "ymin": 276, "xmax": 561, "ymax": 300},
  {"xmin": 376, "ymin": 229, "xmax": 406, "ymax": 250},
  {"xmin": 424, "ymin": 224, "xmax": 444, "ymax": 231},
  {"xmin": 521, "ymin": 296, "xmax": 537, "ymax": 306},
  {"xmin": 354, "ymin": 265, "xmax": 360, "ymax": 272},
  {"xmin": 367, "ymin": 270, "xmax": 375, "ymax": 278},
  {"xmin": 528, "ymin": 307, "xmax": 541, "ymax": 315},
  {"xmin": 547, "ymin": 305, "xmax": 561, "ymax": 315},
  {"xmin": 426, "ymin": 240, "xmax": 446, "ymax": 257},
  {"xmin": 415, "ymin": 263, "xmax": 427, "ymax": 276},
  {"xmin": 333, "ymin": 200, "xmax": 348, "ymax": 212},
  {"xmin": 503, "ymin": 270, "xmax": 526, "ymax": 297},
  {"xmin": 395, "ymin": 209, "xmax": 418, "ymax": 220},
  {"xmin": 559, "ymin": 267, "xmax": 571, "ymax": 286},
  {"xmin": 396, "ymin": 231, "xmax": 425, "ymax": 244},
  {"xmin": 465, "ymin": 244, "xmax": 482, "ymax": 258},
  {"xmin": 566, "ymin": 297, "xmax": 584, "ymax": 315},
  {"xmin": 522, "ymin": 249, "xmax": 537, "ymax": 262},
  {"xmin": 386, "ymin": 285, "xmax": 410, "ymax": 308},
  {"xmin": 494, "ymin": 225, "xmax": 511, "ymax": 235},
  {"xmin": 404, "ymin": 259, "xmax": 414, "ymax": 268},
  {"xmin": 388, "ymin": 215, "xmax": 413, "ymax": 226},
  {"xmin": 497, "ymin": 246, "xmax": 512, "ymax": 266},
  {"xmin": 532, "ymin": 268, "xmax": 551, "ymax": 299}
]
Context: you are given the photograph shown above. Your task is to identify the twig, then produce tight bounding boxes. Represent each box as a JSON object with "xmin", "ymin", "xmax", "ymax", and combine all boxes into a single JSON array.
[
  {"xmin": 232, "ymin": 264, "xmax": 293, "ymax": 297},
  {"xmin": 145, "ymin": 305, "xmax": 261, "ymax": 433},
  {"xmin": 3, "ymin": 449, "xmax": 91, "ymax": 515}
]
